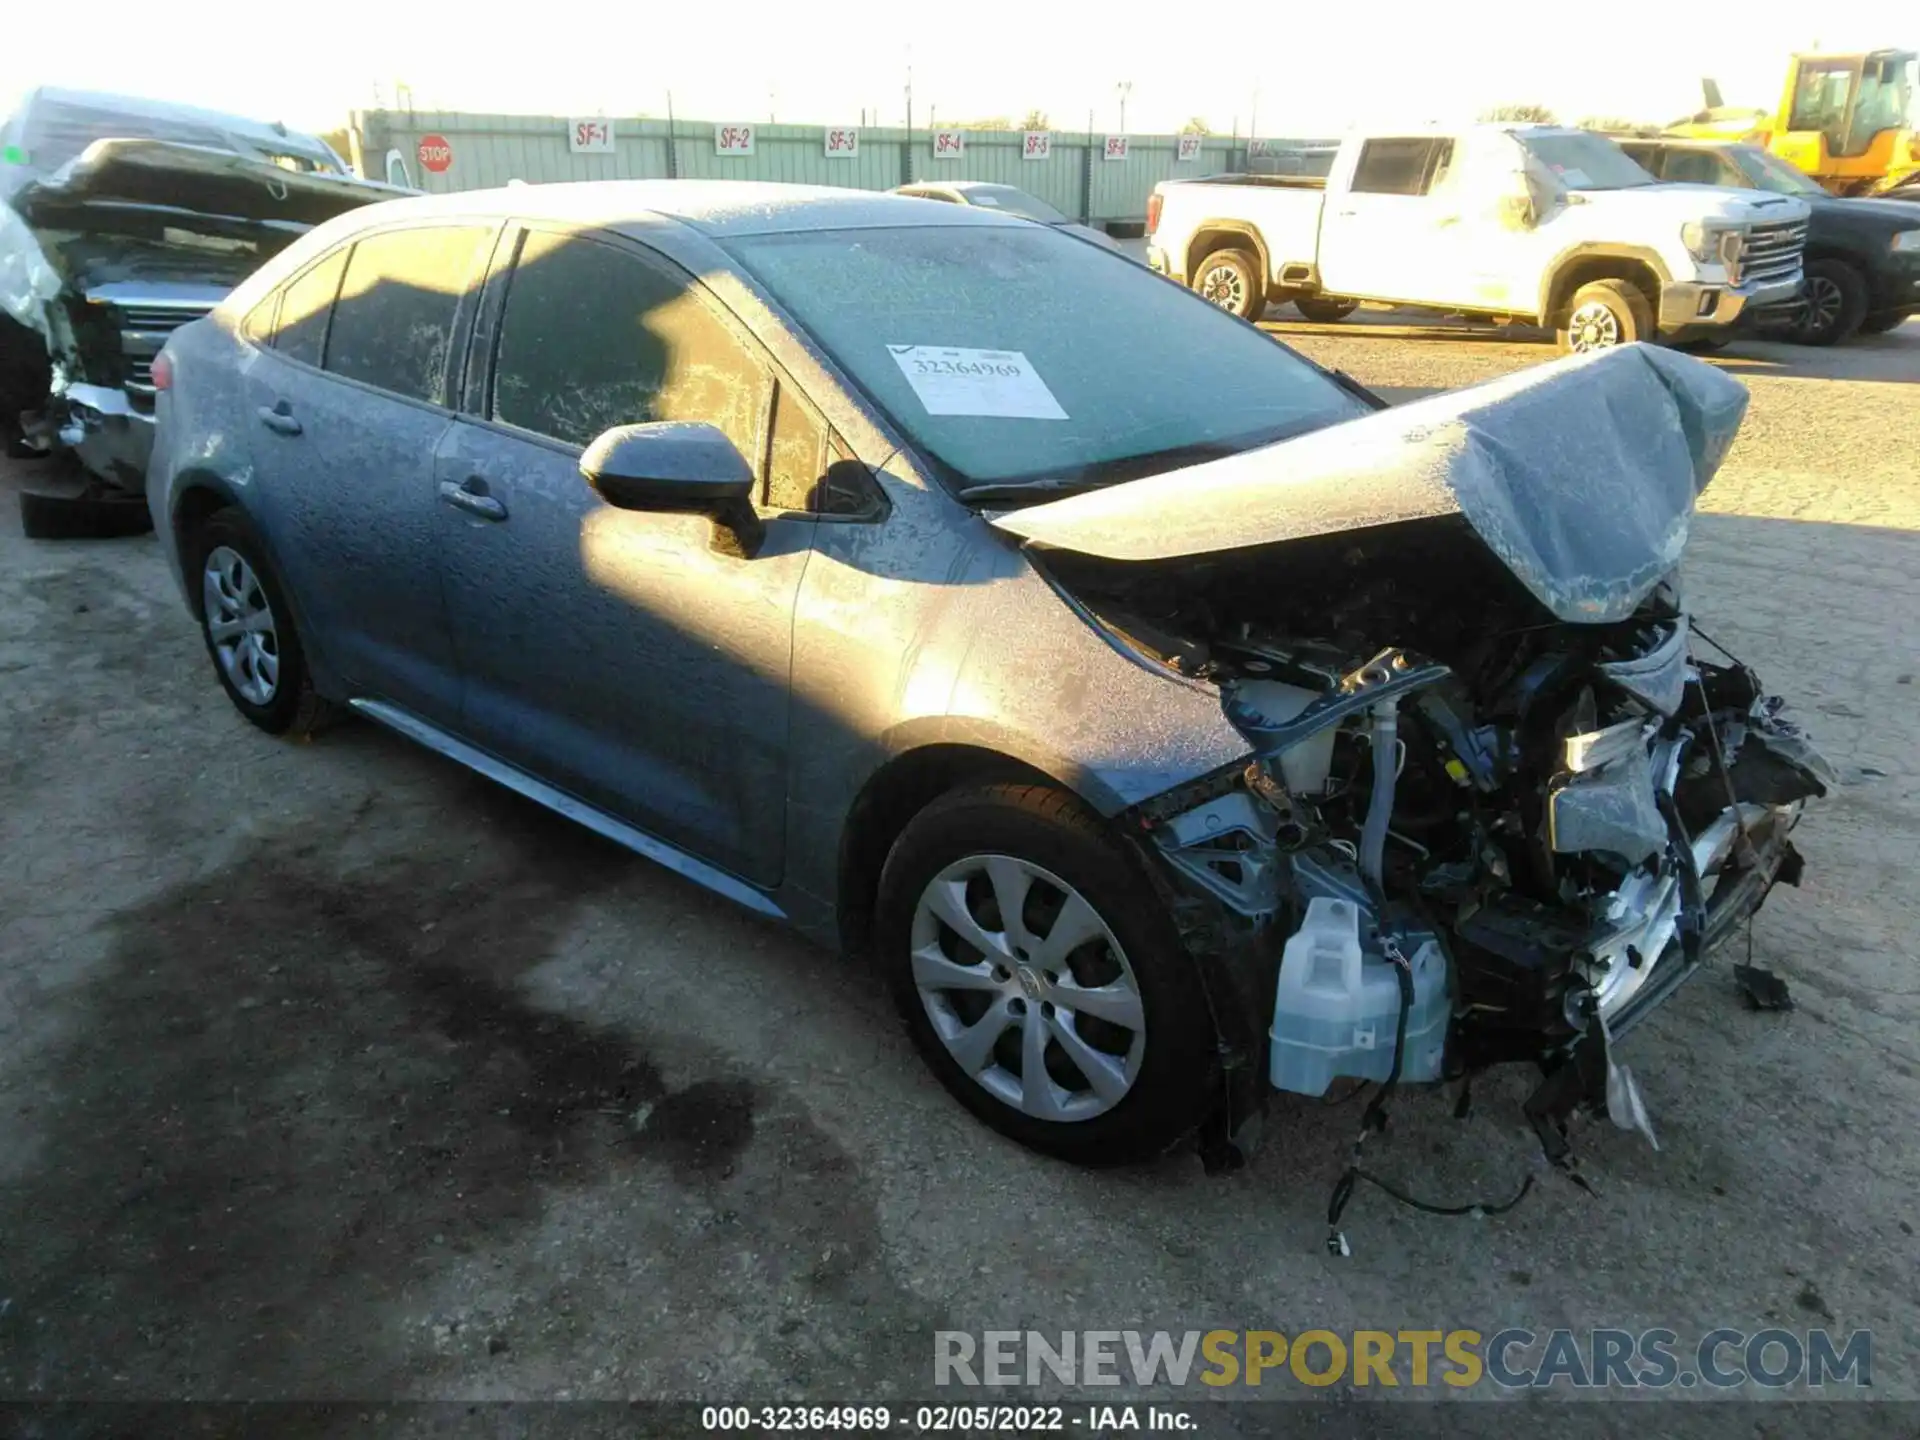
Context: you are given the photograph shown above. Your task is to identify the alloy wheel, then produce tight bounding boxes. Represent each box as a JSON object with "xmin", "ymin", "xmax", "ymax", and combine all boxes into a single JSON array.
[
  {"xmin": 1567, "ymin": 300, "xmax": 1621, "ymax": 352},
  {"xmin": 1802, "ymin": 276, "xmax": 1844, "ymax": 339},
  {"xmin": 202, "ymin": 545, "xmax": 281, "ymax": 706},
  {"xmin": 909, "ymin": 854, "xmax": 1146, "ymax": 1121},
  {"xmin": 1199, "ymin": 263, "xmax": 1246, "ymax": 312}
]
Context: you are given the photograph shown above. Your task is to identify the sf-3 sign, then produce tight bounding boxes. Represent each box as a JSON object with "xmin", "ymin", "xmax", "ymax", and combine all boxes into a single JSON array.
[
  {"xmin": 715, "ymin": 124, "xmax": 756, "ymax": 156},
  {"xmin": 825, "ymin": 127, "xmax": 860, "ymax": 158}
]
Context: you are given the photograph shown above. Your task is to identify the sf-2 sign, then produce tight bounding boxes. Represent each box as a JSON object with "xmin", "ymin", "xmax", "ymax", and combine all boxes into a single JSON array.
[
  {"xmin": 825, "ymin": 127, "xmax": 860, "ymax": 158},
  {"xmin": 416, "ymin": 134, "xmax": 453, "ymax": 174},
  {"xmin": 715, "ymin": 124, "xmax": 756, "ymax": 156},
  {"xmin": 569, "ymin": 119, "xmax": 615, "ymax": 154},
  {"xmin": 1022, "ymin": 131, "xmax": 1052, "ymax": 161},
  {"xmin": 933, "ymin": 130, "xmax": 965, "ymax": 160}
]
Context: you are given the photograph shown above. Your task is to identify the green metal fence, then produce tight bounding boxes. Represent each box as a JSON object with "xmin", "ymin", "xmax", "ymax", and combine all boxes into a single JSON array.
[{"xmin": 351, "ymin": 110, "xmax": 1323, "ymax": 226}]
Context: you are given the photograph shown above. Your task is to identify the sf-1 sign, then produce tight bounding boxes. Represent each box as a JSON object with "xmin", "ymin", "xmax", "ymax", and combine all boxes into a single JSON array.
[
  {"xmin": 569, "ymin": 119, "xmax": 614, "ymax": 154},
  {"xmin": 1103, "ymin": 135, "xmax": 1130, "ymax": 161},
  {"xmin": 416, "ymin": 134, "xmax": 453, "ymax": 174},
  {"xmin": 715, "ymin": 124, "xmax": 756, "ymax": 156},
  {"xmin": 933, "ymin": 130, "xmax": 965, "ymax": 160},
  {"xmin": 825, "ymin": 127, "xmax": 860, "ymax": 158}
]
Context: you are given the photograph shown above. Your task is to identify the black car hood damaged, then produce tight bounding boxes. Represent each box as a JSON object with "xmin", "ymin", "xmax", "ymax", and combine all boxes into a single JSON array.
[
  {"xmin": 9, "ymin": 138, "xmax": 410, "ymax": 231},
  {"xmin": 992, "ymin": 342, "xmax": 1749, "ymax": 626}
]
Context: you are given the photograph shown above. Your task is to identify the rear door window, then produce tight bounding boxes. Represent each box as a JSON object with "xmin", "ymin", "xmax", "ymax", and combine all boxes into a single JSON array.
[
  {"xmin": 272, "ymin": 248, "xmax": 348, "ymax": 367},
  {"xmin": 1661, "ymin": 149, "xmax": 1733, "ymax": 186},
  {"xmin": 323, "ymin": 226, "xmax": 493, "ymax": 405},
  {"xmin": 1349, "ymin": 138, "xmax": 1448, "ymax": 196},
  {"xmin": 489, "ymin": 229, "xmax": 771, "ymax": 471}
]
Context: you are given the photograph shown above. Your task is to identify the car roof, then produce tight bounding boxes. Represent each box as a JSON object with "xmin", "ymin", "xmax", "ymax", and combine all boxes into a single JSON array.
[{"xmin": 348, "ymin": 179, "xmax": 1023, "ymax": 238}]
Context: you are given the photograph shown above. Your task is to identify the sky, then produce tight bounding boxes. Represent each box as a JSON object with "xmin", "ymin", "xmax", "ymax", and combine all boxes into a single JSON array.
[{"xmin": 4, "ymin": 0, "xmax": 1912, "ymax": 140}]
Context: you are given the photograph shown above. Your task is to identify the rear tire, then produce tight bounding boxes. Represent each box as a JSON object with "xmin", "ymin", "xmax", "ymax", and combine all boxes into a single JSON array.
[
  {"xmin": 1790, "ymin": 259, "xmax": 1867, "ymax": 347},
  {"xmin": 1556, "ymin": 278, "xmax": 1653, "ymax": 354},
  {"xmin": 188, "ymin": 509, "xmax": 337, "ymax": 738},
  {"xmin": 875, "ymin": 783, "xmax": 1218, "ymax": 1166},
  {"xmin": 1190, "ymin": 248, "xmax": 1266, "ymax": 321},
  {"xmin": 1293, "ymin": 295, "xmax": 1358, "ymax": 323}
]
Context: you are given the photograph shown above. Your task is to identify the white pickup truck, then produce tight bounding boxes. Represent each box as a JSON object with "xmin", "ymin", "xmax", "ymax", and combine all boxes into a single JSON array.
[{"xmin": 1146, "ymin": 125, "xmax": 1811, "ymax": 351}]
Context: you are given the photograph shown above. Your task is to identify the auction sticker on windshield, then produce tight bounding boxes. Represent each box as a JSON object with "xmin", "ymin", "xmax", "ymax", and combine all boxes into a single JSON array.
[{"xmin": 887, "ymin": 346, "xmax": 1067, "ymax": 420}]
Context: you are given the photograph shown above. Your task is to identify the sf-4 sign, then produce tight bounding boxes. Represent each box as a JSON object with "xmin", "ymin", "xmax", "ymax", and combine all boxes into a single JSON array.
[
  {"xmin": 1022, "ymin": 131, "xmax": 1052, "ymax": 160},
  {"xmin": 932, "ymin": 130, "xmax": 965, "ymax": 160},
  {"xmin": 715, "ymin": 124, "xmax": 756, "ymax": 156},
  {"xmin": 825, "ymin": 127, "xmax": 860, "ymax": 158},
  {"xmin": 569, "ymin": 119, "xmax": 614, "ymax": 154}
]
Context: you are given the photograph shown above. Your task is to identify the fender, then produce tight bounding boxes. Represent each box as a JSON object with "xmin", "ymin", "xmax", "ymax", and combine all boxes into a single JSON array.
[
  {"xmin": 1537, "ymin": 243, "xmax": 1675, "ymax": 322},
  {"xmin": 1185, "ymin": 219, "xmax": 1276, "ymax": 289}
]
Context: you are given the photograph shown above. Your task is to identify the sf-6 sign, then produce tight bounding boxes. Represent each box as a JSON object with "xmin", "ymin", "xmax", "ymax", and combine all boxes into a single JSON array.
[
  {"xmin": 569, "ymin": 119, "xmax": 614, "ymax": 154},
  {"xmin": 825, "ymin": 127, "xmax": 860, "ymax": 158},
  {"xmin": 715, "ymin": 124, "xmax": 756, "ymax": 156}
]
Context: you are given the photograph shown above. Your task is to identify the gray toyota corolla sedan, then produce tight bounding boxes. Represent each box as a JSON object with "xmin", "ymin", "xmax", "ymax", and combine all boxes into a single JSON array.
[{"xmin": 149, "ymin": 181, "xmax": 1828, "ymax": 1177}]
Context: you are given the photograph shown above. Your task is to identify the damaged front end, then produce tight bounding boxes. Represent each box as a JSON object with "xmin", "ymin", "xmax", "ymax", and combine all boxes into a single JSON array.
[{"xmin": 998, "ymin": 344, "xmax": 1832, "ymax": 1182}]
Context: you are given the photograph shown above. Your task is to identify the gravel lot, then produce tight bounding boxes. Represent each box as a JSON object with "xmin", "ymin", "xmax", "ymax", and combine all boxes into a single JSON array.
[{"xmin": 1, "ymin": 317, "xmax": 1915, "ymax": 1433}]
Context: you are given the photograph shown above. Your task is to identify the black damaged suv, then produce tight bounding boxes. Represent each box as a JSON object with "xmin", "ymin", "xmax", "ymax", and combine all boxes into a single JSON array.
[{"xmin": 1619, "ymin": 137, "xmax": 1920, "ymax": 345}]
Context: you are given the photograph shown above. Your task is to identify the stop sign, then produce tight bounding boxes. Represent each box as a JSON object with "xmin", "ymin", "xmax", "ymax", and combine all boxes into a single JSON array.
[{"xmin": 416, "ymin": 134, "xmax": 453, "ymax": 174}]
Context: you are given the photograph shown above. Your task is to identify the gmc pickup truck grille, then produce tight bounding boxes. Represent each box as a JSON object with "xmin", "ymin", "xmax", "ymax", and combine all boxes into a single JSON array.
[
  {"xmin": 113, "ymin": 301, "xmax": 215, "ymax": 398},
  {"xmin": 1742, "ymin": 221, "xmax": 1807, "ymax": 287}
]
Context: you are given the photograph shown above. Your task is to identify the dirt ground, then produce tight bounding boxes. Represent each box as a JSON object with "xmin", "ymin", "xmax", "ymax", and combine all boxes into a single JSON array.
[{"xmin": 1, "ymin": 320, "xmax": 1916, "ymax": 1433}]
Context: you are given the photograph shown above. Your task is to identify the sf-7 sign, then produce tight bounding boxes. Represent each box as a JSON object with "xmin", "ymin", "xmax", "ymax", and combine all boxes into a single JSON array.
[{"xmin": 715, "ymin": 124, "xmax": 756, "ymax": 156}]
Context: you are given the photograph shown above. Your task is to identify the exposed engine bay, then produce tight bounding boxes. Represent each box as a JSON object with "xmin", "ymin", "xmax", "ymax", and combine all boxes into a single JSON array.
[{"xmin": 1043, "ymin": 510, "xmax": 1832, "ymax": 1188}]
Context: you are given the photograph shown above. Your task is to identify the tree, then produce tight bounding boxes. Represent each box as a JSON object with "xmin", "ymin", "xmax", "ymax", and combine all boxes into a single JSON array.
[
  {"xmin": 318, "ymin": 126, "xmax": 353, "ymax": 163},
  {"xmin": 1180, "ymin": 117, "xmax": 1211, "ymax": 135},
  {"xmin": 1021, "ymin": 109, "xmax": 1050, "ymax": 131},
  {"xmin": 959, "ymin": 117, "xmax": 1015, "ymax": 130},
  {"xmin": 1578, "ymin": 115, "xmax": 1664, "ymax": 137},
  {"xmin": 1480, "ymin": 103, "xmax": 1558, "ymax": 124}
]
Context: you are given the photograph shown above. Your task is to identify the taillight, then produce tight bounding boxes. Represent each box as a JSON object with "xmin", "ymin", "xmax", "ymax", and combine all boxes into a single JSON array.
[
  {"xmin": 151, "ymin": 348, "xmax": 173, "ymax": 392},
  {"xmin": 1147, "ymin": 191, "xmax": 1163, "ymax": 234}
]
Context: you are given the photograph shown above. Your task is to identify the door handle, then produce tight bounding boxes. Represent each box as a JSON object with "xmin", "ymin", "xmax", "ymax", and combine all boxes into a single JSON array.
[
  {"xmin": 1334, "ymin": 208, "xmax": 1358, "ymax": 217},
  {"xmin": 1435, "ymin": 213, "xmax": 1462, "ymax": 226},
  {"xmin": 438, "ymin": 477, "xmax": 508, "ymax": 522},
  {"xmin": 255, "ymin": 402, "xmax": 302, "ymax": 436}
]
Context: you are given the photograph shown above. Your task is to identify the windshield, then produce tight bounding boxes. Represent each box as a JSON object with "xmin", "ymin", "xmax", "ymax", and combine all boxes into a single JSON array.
[
  {"xmin": 724, "ymin": 224, "xmax": 1366, "ymax": 491},
  {"xmin": 1518, "ymin": 132, "xmax": 1656, "ymax": 190},
  {"xmin": 1729, "ymin": 145, "xmax": 1824, "ymax": 195},
  {"xmin": 956, "ymin": 185, "xmax": 1069, "ymax": 224},
  {"xmin": 1856, "ymin": 54, "xmax": 1916, "ymax": 136}
]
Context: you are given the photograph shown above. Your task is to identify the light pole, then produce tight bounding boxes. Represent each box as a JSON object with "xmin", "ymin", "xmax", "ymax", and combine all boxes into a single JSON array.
[{"xmin": 1116, "ymin": 80, "xmax": 1133, "ymax": 133}]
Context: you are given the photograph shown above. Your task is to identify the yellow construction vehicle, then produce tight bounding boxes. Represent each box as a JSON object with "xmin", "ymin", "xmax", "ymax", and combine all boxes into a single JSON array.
[{"xmin": 1670, "ymin": 50, "xmax": 1918, "ymax": 196}]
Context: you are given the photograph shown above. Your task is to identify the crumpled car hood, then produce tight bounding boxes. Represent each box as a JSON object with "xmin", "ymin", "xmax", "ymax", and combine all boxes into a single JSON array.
[
  {"xmin": 990, "ymin": 342, "xmax": 1748, "ymax": 624},
  {"xmin": 10, "ymin": 138, "xmax": 408, "ymax": 229}
]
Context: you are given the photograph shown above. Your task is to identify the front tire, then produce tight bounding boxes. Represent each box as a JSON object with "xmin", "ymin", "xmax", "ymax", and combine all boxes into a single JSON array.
[
  {"xmin": 1556, "ymin": 278, "xmax": 1653, "ymax": 354},
  {"xmin": 189, "ymin": 509, "xmax": 336, "ymax": 737},
  {"xmin": 1791, "ymin": 259, "xmax": 1868, "ymax": 347},
  {"xmin": 1191, "ymin": 248, "xmax": 1265, "ymax": 321},
  {"xmin": 1857, "ymin": 310, "xmax": 1907, "ymax": 336},
  {"xmin": 876, "ymin": 783, "xmax": 1217, "ymax": 1166}
]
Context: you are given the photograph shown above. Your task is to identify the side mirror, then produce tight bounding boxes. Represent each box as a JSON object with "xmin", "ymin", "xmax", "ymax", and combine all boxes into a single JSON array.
[
  {"xmin": 1498, "ymin": 191, "xmax": 1535, "ymax": 230},
  {"xmin": 581, "ymin": 421, "xmax": 764, "ymax": 556}
]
